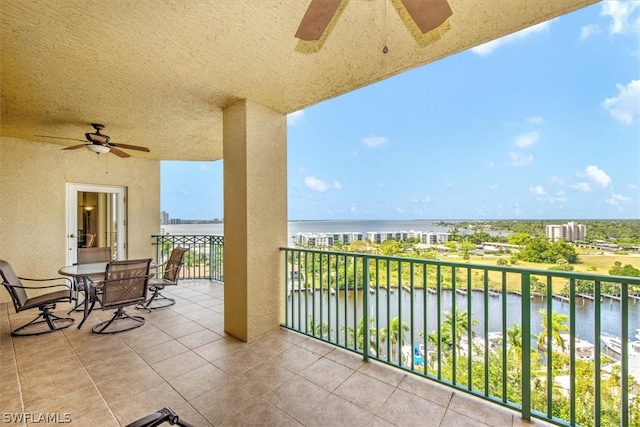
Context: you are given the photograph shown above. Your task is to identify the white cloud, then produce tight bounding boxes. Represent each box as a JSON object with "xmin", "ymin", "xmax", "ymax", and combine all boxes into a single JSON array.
[
  {"xmin": 580, "ymin": 24, "xmax": 601, "ymax": 40},
  {"xmin": 287, "ymin": 110, "xmax": 305, "ymax": 125},
  {"xmin": 412, "ymin": 196, "xmax": 431, "ymax": 203},
  {"xmin": 350, "ymin": 203, "xmax": 357, "ymax": 213},
  {"xmin": 549, "ymin": 175, "xmax": 565, "ymax": 185},
  {"xmin": 304, "ymin": 176, "xmax": 330, "ymax": 192},
  {"xmin": 199, "ymin": 164, "xmax": 211, "ymax": 172},
  {"xmin": 509, "ymin": 151, "xmax": 533, "ymax": 167},
  {"xmin": 529, "ymin": 185, "xmax": 546, "ymax": 196},
  {"xmin": 601, "ymin": 1, "xmax": 640, "ymax": 35},
  {"xmin": 471, "ymin": 20, "xmax": 552, "ymax": 56},
  {"xmin": 607, "ymin": 193, "xmax": 633, "ymax": 205},
  {"xmin": 179, "ymin": 189, "xmax": 188, "ymax": 196},
  {"xmin": 486, "ymin": 161, "xmax": 496, "ymax": 168},
  {"xmin": 514, "ymin": 132, "xmax": 539, "ymax": 148},
  {"xmin": 489, "ymin": 184, "xmax": 500, "ymax": 191},
  {"xmin": 628, "ymin": 183, "xmax": 639, "ymax": 190},
  {"xmin": 526, "ymin": 116, "xmax": 545, "ymax": 125},
  {"xmin": 362, "ymin": 135, "xmax": 388, "ymax": 148},
  {"xmin": 602, "ymin": 80, "xmax": 640, "ymax": 124},
  {"xmin": 333, "ymin": 181, "xmax": 342, "ymax": 190},
  {"xmin": 571, "ymin": 182, "xmax": 592, "ymax": 192},
  {"xmin": 578, "ymin": 165, "xmax": 612, "ymax": 188}
]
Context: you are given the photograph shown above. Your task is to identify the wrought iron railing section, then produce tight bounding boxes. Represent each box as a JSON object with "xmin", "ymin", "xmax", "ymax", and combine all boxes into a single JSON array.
[
  {"xmin": 281, "ymin": 247, "xmax": 640, "ymax": 427},
  {"xmin": 151, "ymin": 235, "xmax": 223, "ymax": 281}
]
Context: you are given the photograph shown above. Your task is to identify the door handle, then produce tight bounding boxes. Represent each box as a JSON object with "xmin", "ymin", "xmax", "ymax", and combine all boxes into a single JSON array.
[{"xmin": 69, "ymin": 234, "xmax": 76, "ymax": 238}]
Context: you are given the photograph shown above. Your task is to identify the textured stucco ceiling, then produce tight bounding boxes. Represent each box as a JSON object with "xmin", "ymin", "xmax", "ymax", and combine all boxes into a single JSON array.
[{"xmin": 0, "ymin": 0, "xmax": 598, "ymax": 161}]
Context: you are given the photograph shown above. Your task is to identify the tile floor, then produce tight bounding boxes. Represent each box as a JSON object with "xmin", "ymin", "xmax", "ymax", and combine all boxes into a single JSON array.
[{"xmin": 1, "ymin": 280, "xmax": 553, "ymax": 426}]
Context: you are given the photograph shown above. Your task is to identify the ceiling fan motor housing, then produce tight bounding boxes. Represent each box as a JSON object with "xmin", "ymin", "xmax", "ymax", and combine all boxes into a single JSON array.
[{"xmin": 85, "ymin": 123, "xmax": 110, "ymax": 144}]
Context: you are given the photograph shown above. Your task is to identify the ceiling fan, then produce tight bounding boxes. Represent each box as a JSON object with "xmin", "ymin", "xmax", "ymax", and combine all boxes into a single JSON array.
[
  {"xmin": 295, "ymin": 0, "xmax": 452, "ymax": 41},
  {"xmin": 36, "ymin": 123, "xmax": 150, "ymax": 158}
]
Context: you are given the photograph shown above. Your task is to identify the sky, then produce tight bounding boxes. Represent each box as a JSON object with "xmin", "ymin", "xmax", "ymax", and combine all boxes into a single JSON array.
[{"xmin": 162, "ymin": 1, "xmax": 640, "ymax": 221}]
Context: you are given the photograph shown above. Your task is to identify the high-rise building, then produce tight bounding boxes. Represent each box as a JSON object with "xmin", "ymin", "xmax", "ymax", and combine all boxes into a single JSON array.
[{"xmin": 546, "ymin": 221, "xmax": 586, "ymax": 242}]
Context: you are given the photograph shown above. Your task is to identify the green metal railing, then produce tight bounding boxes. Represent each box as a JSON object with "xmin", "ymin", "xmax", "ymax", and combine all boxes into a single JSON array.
[
  {"xmin": 151, "ymin": 235, "xmax": 223, "ymax": 280},
  {"xmin": 281, "ymin": 247, "xmax": 640, "ymax": 427}
]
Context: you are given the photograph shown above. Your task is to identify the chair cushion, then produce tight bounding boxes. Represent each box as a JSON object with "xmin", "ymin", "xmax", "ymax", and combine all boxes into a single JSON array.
[{"xmin": 21, "ymin": 289, "xmax": 70, "ymax": 311}]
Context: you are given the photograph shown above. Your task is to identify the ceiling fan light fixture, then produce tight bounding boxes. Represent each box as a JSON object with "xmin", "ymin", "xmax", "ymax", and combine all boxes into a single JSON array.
[
  {"xmin": 85, "ymin": 132, "xmax": 109, "ymax": 144},
  {"xmin": 86, "ymin": 144, "xmax": 110, "ymax": 154}
]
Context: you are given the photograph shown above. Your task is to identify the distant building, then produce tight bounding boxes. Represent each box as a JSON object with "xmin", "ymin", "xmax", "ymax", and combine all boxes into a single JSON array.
[
  {"xmin": 546, "ymin": 221, "xmax": 586, "ymax": 242},
  {"xmin": 161, "ymin": 211, "xmax": 170, "ymax": 225}
]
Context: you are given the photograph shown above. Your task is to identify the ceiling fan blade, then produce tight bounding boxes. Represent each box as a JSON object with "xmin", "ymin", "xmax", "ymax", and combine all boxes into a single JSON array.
[
  {"xmin": 62, "ymin": 144, "xmax": 87, "ymax": 151},
  {"xmin": 400, "ymin": 0, "xmax": 452, "ymax": 34},
  {"xmin": 109, "ymin": 147, "xmax": 130, "ymax": 158},
  {"xmin": 109, "ymin": 142, "xmax": 150, "ymax": 152},
  {"xmin": 36, "ymin": 135, "xmax": 86, "ymax": 143},
  {"xmin": 295, "ymin": 0, "xmax": 342, "ymax": 41}
]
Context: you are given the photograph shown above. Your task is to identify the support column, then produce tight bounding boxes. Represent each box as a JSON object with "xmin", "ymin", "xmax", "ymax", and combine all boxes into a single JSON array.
[{"xmin": 222, "ymin": 99, "xmax": 287, "ymax": 342}]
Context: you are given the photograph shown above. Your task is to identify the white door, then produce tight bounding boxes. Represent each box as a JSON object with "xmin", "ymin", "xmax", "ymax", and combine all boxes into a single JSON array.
[{"xmin": 66, "ymin": 183, "xmax": 126, "ymax": 265}]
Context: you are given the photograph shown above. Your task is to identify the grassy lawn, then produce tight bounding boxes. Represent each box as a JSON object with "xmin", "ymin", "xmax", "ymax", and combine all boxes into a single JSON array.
[{"xmin": 440, "ymin": 253, "xmax": 640, "ymax": 293}]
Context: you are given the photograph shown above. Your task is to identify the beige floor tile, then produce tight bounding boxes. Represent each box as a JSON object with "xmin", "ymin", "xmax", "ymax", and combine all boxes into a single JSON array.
[
  {"xmin": 377, "ymin": 388, "xmax": 447, "ymax": 426},
  {"xmin": 448, "ymin": 393, "xmax": 514, "ymax": 426},
  {"xmin": 324, "ymin": 347, "xmax": 366, "ymax": 370},
  {"xmin": 263, "ymin": 376, "xmax": 330, "ymax": 420},
  {"xmin": 177, "ymin": 329, "xmax": 223, "ymax": 348},
  {"xmin": 167, "ymin": 363, "xmax": 231, "ymax": 401},
  {"xmin": 191, "ymin": 335, "xmax": 244, "ymax": 360},
  {"xmin": 441, "ymin": 409, "xmax": 492, "ymax": 426},
  {"xmin": 212, "ymin": 347, "xmax": 267, "ymax": 376},
  {"xmin": 398, "ymin": 373, "xmax": 454, "ymax": 407},
  {"xmin": 162, "ymin": 320, "xmax": 206, "ymax": 339},
  {"xmin": 95, "ymin": 365, "xmax": 166, "ymax": 402},
  {"xmin": 151, "ymin": 349, "xmax": 208, "ymax": 380},
  {"xmin": 334, "ymin": 371, "xmax": 396, "ymax": 413},
  {"xmin": 190, "ymin": 378, "xmax": 261, "ymax": 425},
  {"xmin": 275, "ymin": 345, "xmax": 322, "ymax": 373},
  {"xmin": 134, "ymin": 339, "xmax": 190, "ymax": 364},
  {"xmin": 358, "ymin": 360, "xmax": 407, "ymax": 387},
  {"xmin": 69, "ymin": 408, "xmax": 119, "ymax": 427},
  {"xmin": 109, "ymin": 382, "xmax": 187, "ymax": 425},
  {"xmin": 298, "ymin": 357, "xmax": 355, "ymax": 391},
  {"xmin": 299, "ymin": 393, "xmax": 375, "ymax": 427},
  {"xmin": 219, "ymin": 398, "xmax": 302, "ymax": 427},
  {"xmin": 236, "ymin": 359, "xmax": 296, "ymax": 396}
]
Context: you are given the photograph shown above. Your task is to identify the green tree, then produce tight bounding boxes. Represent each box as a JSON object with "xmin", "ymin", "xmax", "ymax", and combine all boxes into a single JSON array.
[
  {"xmin": 537, "ymin": 309, "xmax": 569, "ymax": 353},
  {"xmin": 609, "ymin": 261, "xmax": 640, "ymax": 277},
  {"xmin": 507, "ymin": 232, "xmax": 531, "ymax": 246},
  {"xmin": 379, "ymin": 316, "xmax": 409, "ymax": 361}
]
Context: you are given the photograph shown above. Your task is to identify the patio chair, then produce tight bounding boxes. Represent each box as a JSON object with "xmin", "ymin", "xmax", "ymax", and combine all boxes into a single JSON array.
[
  {"xmin": 138, "ymin": 247, "xmax": 188, "ymax": 310},
  {"xmin": 0, "ymin": 259, "xmax": 75, "ymax": 336},
  {"xmin": 68, "ymin": 247, "xmax": 112, "ymax": 314},
  {"xmin": 126, "ymin": 407, "xmax": 194, "ymax": 427},
  {"xmin": 88, "ymin": 258, "xmax": 152, "ymax": 334}
]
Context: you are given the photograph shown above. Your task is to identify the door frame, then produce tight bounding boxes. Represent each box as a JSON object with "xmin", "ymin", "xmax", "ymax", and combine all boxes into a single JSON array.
[{"xmin": 66, "ymin": 183, "xmax": 127, "ymax": 265}]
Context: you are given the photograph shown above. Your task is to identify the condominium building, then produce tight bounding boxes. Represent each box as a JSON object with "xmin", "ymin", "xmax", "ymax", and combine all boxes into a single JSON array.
[{"xmin": 546, "ymin": 221, "xmax": 587, "ymax": 242}]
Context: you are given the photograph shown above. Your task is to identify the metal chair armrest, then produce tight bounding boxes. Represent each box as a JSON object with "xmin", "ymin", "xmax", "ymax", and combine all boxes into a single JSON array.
[{"xmin": 10, "ymin": 277, "xmax": 73, "ymax": 290}]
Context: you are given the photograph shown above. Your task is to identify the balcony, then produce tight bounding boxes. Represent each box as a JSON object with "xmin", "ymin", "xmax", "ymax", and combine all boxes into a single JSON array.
[
  {"xmin": 1, "ymin": 279, "xmax": 543, "ymax": 426},
  {"xmin": 4, "ymin": 236, "xmax": 639, "ymax": 426}
]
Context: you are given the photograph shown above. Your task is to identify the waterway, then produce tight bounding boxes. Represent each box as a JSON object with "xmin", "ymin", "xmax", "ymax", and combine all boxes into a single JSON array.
[{"xmin": 289, "ymin": 289, "xmax": 640, "ymax": 347}]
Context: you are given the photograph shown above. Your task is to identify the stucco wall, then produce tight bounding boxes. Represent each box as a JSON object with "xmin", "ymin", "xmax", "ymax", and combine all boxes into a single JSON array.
[{"xmin": 0, "ymin": 137, "xmax": 160, "ymax": 304}]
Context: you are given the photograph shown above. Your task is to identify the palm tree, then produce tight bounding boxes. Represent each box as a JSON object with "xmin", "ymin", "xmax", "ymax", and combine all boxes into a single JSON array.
[
  {"xmin": 537, "ymin": 309, "xmax": 569, "ymax": 353},
  {"xmin": 342, "ymin": 316, "xmax": 378, "ymax": 353},
  {"xmin": 379, "ymin": 316, "xmax": 409, "ymax": 361}
]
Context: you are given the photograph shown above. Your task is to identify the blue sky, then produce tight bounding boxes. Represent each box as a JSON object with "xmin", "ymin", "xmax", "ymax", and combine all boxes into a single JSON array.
[{"xmin": 162, "ymin": 1, "xmax": 639, "ymax": 221}]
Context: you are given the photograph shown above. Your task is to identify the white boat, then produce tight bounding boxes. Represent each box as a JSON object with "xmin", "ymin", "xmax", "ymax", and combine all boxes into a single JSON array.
[{"xmin": 601, "ymin": 334, "xmax": 640, "ymax": 360}]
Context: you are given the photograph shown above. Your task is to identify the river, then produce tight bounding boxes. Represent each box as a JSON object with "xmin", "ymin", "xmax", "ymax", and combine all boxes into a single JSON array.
[{"xmin": 290, "ymin": 289, "xmax": 640, "ymax": 347}]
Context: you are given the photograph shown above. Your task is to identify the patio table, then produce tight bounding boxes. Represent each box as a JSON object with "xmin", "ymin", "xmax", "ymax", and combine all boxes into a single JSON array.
[{"xmin": 58, "ymin": 262, "xmax": 156, "ymax": 329}]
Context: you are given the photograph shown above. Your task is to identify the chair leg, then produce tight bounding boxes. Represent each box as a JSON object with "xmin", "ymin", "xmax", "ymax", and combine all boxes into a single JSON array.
[
  {"xmin": 12, "ymin": 305, "xmax": 75, "ymax": 336},
  {"xmin": 92, "ymin": 307, "xmax": 145, "ymax": 334},
  {"xmin": 138, "ymin": 286, "xmax": 175, "ymax": 310}
]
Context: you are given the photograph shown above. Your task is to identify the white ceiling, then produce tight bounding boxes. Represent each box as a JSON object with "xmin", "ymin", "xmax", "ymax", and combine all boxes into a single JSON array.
[{"xmin": 0, "ymin": 0, "xmax": 599, "ymax": 160}]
